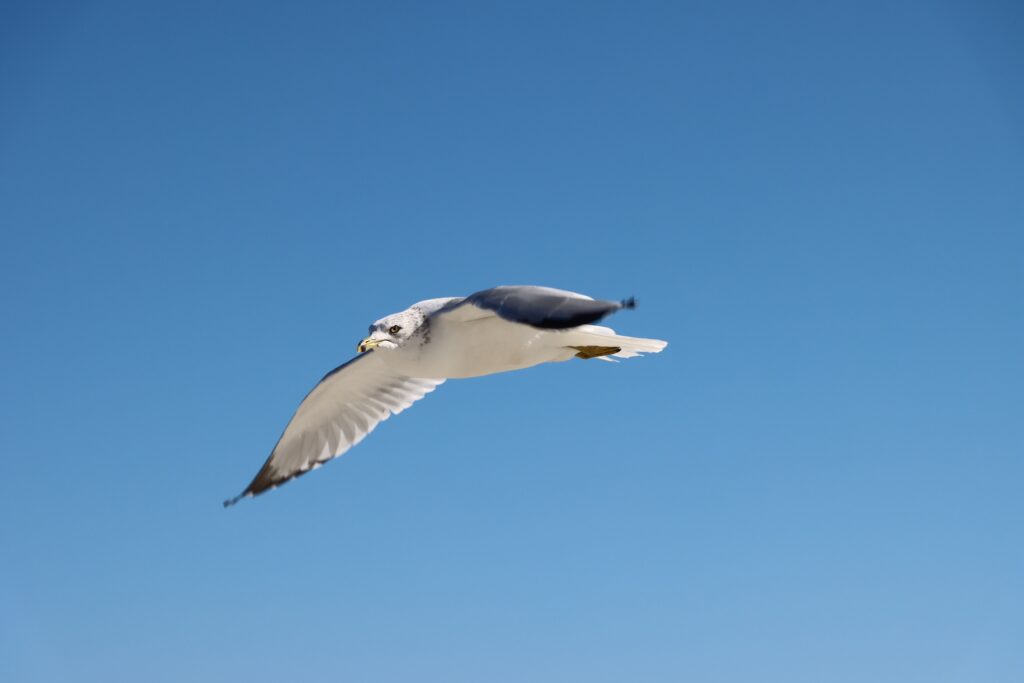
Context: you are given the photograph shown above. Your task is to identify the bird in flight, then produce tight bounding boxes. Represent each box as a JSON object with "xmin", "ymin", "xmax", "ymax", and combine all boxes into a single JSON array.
[{"xmin": 224, "ymin": 285, "xmax": 667, "ymax": 506}]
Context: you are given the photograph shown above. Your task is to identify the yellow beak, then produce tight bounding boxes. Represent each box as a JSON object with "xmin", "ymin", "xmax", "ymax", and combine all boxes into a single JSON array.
[{"xmin": 357, "ymin": 337, "xmax": 384, "ymax": 353}]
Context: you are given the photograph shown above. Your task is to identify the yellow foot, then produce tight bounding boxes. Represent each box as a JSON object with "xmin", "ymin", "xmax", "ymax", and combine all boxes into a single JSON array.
[{"xmin": 569, "ymin": 345, "xmax": 621, "ymax": 359}]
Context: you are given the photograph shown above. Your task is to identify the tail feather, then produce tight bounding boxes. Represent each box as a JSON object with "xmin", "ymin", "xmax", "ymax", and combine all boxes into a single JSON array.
[{"xmin": 571, "ymin": 325, "xmax": 668, "ymax": 359}]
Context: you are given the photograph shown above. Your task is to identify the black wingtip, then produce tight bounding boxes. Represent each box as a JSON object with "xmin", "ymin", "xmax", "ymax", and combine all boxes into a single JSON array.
[
  {"xmin": 621, "ymin": 296, "xmax": 637, "ymax": 310},
  {"xmin": 223, "ymin": 493, "xmax": 246, "ymax": 508}
]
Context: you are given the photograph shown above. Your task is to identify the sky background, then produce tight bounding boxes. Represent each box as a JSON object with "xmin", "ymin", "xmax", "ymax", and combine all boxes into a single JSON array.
[{"xmin": 1, "ymin": 1, "xmax": 1022, "ymax": 681}]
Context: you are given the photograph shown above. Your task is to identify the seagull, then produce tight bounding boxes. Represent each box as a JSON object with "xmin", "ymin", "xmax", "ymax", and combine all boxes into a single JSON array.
[{"xmin": 224, "ymin": 285, "xmax": 667, "ymax": 506}]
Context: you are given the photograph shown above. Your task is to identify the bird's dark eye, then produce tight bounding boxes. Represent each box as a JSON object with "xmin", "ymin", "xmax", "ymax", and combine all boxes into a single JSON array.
[{"xmin": 389, "ymin": 325, "xmax": 402, "ymax": 334}]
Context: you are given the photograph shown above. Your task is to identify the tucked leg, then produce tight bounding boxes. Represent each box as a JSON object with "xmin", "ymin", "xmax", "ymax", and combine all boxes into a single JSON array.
[{"xmin": 569, "ymin": 345, "xmax": 621, "ymax": 360}]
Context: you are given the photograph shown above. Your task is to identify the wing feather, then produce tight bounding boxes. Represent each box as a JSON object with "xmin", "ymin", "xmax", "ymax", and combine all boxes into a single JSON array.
[
  {"xmin": 224, "ymin": 351, "xmax": 444, "ymax": 505},
  {"xmin": 433, "ymin": 285, "xmax": 635, "ymax": 329}
]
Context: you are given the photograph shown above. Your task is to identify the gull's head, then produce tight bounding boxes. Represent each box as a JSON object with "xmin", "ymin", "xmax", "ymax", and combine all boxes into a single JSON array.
[{"xmin": 358, "ymin": 307, "xmax": 425, "ymax": 354}]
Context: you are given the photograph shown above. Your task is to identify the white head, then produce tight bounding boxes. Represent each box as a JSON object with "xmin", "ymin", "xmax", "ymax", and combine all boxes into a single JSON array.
[{"xmin": 357, "ymin": 307, "xmax": 426, "ymax": 353}]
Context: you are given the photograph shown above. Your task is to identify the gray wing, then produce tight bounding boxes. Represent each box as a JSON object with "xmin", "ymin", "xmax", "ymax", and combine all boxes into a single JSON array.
[
  {"xmin": 434, "ymin": 285, "xmax": 635, "ymax": 329},
  {"xmin": 224, "ymin": 352, "xmax": 444, "ymax": 505}
]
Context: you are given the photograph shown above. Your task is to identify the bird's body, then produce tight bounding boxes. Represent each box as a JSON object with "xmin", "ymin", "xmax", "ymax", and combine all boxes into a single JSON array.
[
  {"xmin": 224, "ymin": 285, "xmax": 667, "ymax": 506},
  {"xmin": 386, "ymin": 305, "xmax": 573, "ymax": 378}
]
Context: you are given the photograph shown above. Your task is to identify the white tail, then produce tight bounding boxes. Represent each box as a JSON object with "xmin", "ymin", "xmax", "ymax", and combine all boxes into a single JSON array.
[{"xmin": 570, "ymin": 325, "xmax": 668, "ymax": 360}]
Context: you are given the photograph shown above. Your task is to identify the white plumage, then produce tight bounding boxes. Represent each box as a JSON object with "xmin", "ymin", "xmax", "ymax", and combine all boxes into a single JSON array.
[{"xmin": 224, "ymin": 285, "xmax": 667, "ymax": 505}]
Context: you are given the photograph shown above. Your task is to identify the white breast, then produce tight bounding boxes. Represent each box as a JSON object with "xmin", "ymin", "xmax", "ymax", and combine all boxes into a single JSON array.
[{"xmin": 382, "ymin": 316, "xmax": 576, "ymax": 379}]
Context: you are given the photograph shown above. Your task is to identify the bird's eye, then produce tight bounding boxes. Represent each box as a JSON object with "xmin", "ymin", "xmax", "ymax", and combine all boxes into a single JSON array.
[{"xmin": 389, "ymin": 325, "xmax": 402, "ymax": 334}]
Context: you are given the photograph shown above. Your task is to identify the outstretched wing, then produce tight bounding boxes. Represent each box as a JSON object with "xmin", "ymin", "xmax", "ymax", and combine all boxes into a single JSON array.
[
  {"xmin": 433, "ymin": 285, "xmax": 635, "ymax": 329},
  {"xmin": 225, "ymin": 352, "xmax": 444, "ymax": 505}
]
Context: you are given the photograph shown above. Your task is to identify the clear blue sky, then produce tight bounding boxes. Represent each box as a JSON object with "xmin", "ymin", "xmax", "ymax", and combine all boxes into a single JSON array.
[{"xmin": 1, "ymin": 1, "xmax": 1021, "ymax": 681}]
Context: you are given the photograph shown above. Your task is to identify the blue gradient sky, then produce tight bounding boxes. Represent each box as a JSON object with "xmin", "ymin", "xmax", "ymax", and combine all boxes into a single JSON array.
[{"xmin": 1, "ymin": 2, "xmax": 1021, "ymax": 681}]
